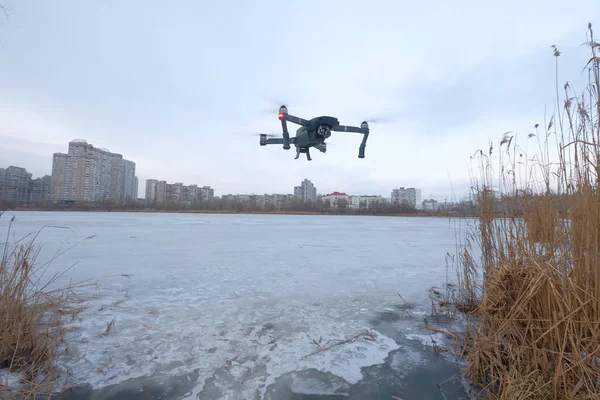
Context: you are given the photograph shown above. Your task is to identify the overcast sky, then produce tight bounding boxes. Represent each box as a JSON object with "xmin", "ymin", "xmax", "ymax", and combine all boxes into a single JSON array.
[{"xmin": 1, "ymin": 1, "xmax": 598, "ymax": 201}]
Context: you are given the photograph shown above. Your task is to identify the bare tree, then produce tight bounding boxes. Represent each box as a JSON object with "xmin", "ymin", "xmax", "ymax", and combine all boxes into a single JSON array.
[{"xmin": 0, "ymin": 2, "xmax": 10, "ymax": 20}]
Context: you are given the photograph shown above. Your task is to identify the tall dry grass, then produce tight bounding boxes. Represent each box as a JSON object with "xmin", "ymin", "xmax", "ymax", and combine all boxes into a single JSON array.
[
  {"xmin": 0, "ymin": 212, "xmax": 93, "ymax": 399},
  {"xmin": 438, "ymin": 24, "xmax": 600, "ymax": 399}
]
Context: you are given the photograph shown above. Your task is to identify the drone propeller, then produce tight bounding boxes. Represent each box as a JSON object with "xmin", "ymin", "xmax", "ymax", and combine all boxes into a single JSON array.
[
  {"xmin": 255, "ymin": 99, "xmax": 300, "ymax": 116},
  {"xmin": 250, "ymin": 133, "xmax": 279, "ymax": 138},
  {"xmin": 361, "ymin": 115, "xmax": 395, "ymax": 125}
]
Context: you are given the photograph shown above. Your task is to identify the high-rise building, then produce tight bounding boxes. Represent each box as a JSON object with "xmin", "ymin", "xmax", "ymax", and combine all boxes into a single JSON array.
[
  {"xmin": 171, "ymin": 182, "xmax": 183, "ymax": 203},
  {"xmin": 156, "ymin": 180, "xmax": 167, "ymax": 204},
  {"xmin": 0, "ymin": 168, "xmax": 6, "ymax": 202},
  {"xmin": 391, "ymin": 187, "xmax": 421, "ymax": 208},
  {"xmin": 184, "ymin": 184, "xmax": 198, "ymax": 204},
  {"xmin": 51, "ymin": 153, "xmax": 68, "ymax": 201},
  {"xmin": 133, "ymin": 176, "xmax": 139, "ymax": 200},
  {"xmin": 31, "ymin": 175, "xmax": 52, "ymax": 205},
  {"xmin": 145, "ymin": 179, "xmax": 158, "ymax": 204},
  {"xmin": 0, "ymin": 170, "xmax": 5, "ymax": 198},
  {"xmin": 293, "ymin": 179, "xmax": 317, "ymax": 203},
  {"xmin": 200, "ymin": 186, "xmax": 214, "ymax": 201},
  {"xmin": 415, "ymin": 188, "xmax": 422, "ymax": 210},
  {"xmin": 51, "ymin": 140, "xmax": 137, "ymax": 205},
  {"xmin": 119, "ymin": 159, "xmax": 137, "ymax": 204},
  {"xmin": 0, "ymin": 166, "xmax": 32, "ymax": 204}
]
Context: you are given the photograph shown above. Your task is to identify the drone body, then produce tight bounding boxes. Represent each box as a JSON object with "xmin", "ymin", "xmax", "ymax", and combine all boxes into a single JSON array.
[{"xmin": 259, "ymin": 105, "xmax": 370, "ymax": 160}]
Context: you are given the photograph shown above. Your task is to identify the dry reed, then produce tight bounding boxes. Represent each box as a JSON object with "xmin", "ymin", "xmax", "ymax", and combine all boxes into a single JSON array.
[
  {"xmin": 0, "ymin": 212, "xmax": 92, "ymax": 399},
  {"xmin": 438, "ymin": 23, "xmax": 600, "ymax": 399}
]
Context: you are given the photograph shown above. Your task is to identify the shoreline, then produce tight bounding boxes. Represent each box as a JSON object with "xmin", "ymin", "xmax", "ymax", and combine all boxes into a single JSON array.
[{"xmin": 1, "ymin": 208, "xmax": 479, "ymax": 219}]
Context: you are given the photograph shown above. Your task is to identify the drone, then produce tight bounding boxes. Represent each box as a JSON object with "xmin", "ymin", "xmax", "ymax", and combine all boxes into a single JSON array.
[{"xmin": 259, "ymin": 105, "xmax": 370, "ymax": 161}]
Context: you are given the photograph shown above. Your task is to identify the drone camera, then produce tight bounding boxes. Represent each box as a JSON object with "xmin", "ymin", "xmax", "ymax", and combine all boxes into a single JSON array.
[{"xmin": 317, "ymin": 124, "xmax": 332, "ymax": 139}]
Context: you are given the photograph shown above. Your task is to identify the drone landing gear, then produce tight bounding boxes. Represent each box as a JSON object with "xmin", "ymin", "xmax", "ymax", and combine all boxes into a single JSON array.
[{"xmin": 294, "ymin": 147, "xmax": 312, "ymax": 161}]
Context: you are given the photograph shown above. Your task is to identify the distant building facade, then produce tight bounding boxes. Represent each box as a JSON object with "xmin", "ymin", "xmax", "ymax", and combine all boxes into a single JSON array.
[
  {"xmin": 51, "ymin": 153, "xmax": 68, "ymax": 202},
  {"xmin": 0, "ymin": 166, "xmax": 32, "ymax": 204},
  {"xmin": 322, "ymin": 191, "xmax": 350, "ymax": 208},
  {"xmin": 221, "ymin": 193, "xmax": 294, "ymax": 210},
  {"xmin": 0, "ymin": 166, "xmax": 51, "ymax": 205},
  {"xmin": 350, "ymin": 195, "xmax": 388, "ymax": 209},
  {"xmin": 156, "ymin": 180, "xmax": 167, "ymax": 204},
  {"xmin": 145, "ymin": 179, "xmax": 158, "ymax": 204},
  {"xmin": 50, "ymin": 140, "xmax": 137, "ymax": 205},
  {"xmin": 145, "ymin": 178, "xmax": 213, "ymax": 206},
  {"xmin": 391, "ymin": 187, "xmax": 421, "ymax": 208},
  {"xmin": 31, "ymin": 175, "xmax": 52, "ymax": 204},
  {"xmin": 294, "ymin": 179, "xmax": 317, "ymax": 203},
  {"xmin": 120, "ymin": 159, "xmax": 137, "ymax": 204}
]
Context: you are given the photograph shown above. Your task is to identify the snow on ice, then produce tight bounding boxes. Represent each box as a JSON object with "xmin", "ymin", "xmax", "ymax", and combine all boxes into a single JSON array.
[{"xmin": 0, "ymin": 212, "xmax": 475, "ymax": 399}]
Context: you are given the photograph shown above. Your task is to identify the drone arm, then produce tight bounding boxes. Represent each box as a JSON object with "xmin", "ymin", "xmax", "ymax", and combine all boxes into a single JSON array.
[
  {"xmin": 265, "ymin": 138, "xmax": 284, "ymax": 145},
  {"xmin": 259, "ymin": 134, "xmax": 287, "ymax": 146},
  {"xmin": 358, "ymin": 131, "xmax": 369, "ymax": 158},
  {"xmin": 282, "ymin": 114, "xmax": 309, "ymax": 126},
  {"xmin": 331, "ymin": 122, "xmax": 370, "ymax": 158},
  {"xmin": 279, "ymin": 113, "xmax": 307, "ymax": 150},
  {"xmin": 331, "ymin": 125, "xmax": 365, "ymax": 134},
  {"xmin": 280, "ymin": 120, "xmax": 291, "ymax": 150}
]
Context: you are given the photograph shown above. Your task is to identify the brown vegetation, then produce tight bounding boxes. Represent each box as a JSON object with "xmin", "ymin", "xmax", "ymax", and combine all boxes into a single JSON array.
[
  {"xmin": 0, "ymin": 213, "xmax": 91, "ymax": 399},
  {"xmin": 434, "ymin": 24, "xmax": 600, "ymax": 399}
]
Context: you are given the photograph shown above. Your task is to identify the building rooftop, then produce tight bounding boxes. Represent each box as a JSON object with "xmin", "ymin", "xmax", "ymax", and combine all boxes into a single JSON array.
[{"xmin": 325, "ymin": 192, "xmax": 348, "ymax": 196}]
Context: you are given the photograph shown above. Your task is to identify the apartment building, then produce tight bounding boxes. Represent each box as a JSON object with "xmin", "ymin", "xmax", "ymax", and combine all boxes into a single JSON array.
[
  {"xmin": 0, "ymin": 166, "xmax": 51, "ymax": 205},
  {"xmin": 120, "ymin": 159, "xmax": 138, "ymax": 204},
  {"xmin": 145, "ymin": 178, "xmax": 213, "ymax": 205},
  {"xmin": 293, "ymin": 179, "xmax": 317, "ymax": 203},
  {"xmin": 31, "ymin": 175, "xmax": 52, "ymax": 204},
  {"xmin": 145, "ymin": 179, "xmax": 158, "ymax": 204},
  {"xmin": 50, "ymin": 153, "xmax": 68, "ymax": 201},
  {"xmin": 391, "ymin": 187, "xmax": 422, "ymax": 209},
  {"xmin": 322, "ymin": 191, "xmax": 350, "ymax": 208},
  {"xmin": 199, "ymin": 186, "xmax": 214, "ymax": 202},
  {"xmin": 156, "ymin": 180, "xmax": 167, "ymax": 204},
  {"xmin": 0, "ymin": 166, "xmax": 32, "ymax": 204},
  {"xmin": 51, "ymin": 140, "xmax": 137, "ymax": 204},
  {"xmin": 350, "ymin": 195, "xmax": 389, "ymax": 209}
]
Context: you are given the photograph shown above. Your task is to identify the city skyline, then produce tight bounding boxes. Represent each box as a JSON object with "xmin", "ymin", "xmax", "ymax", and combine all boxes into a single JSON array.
[
  {"xmin": 1, "ymin": 155, "xmax": 469, "ymax": 212},
  {"xmin": 1, "ymin": 1, "xmax": 596, "ymax": 204},
  {"xmin": 2, "ymin": 147, "xmax": 471, "ymax": 203},
  {"xmin": 5, "ymin": 134, "xmax": 472, "ymax": 204},
  {"xmin": 0, "ymin": 145, "xmax": 452, "ymax": 205}
]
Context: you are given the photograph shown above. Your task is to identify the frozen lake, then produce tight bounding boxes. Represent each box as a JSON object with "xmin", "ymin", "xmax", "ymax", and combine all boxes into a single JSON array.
[{"xmin": 1, "ymin": 211, "xmax": 473, "ymax": 399}]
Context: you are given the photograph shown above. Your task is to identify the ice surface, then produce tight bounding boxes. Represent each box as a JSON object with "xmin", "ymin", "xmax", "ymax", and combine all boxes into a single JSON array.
[{"xmin": 0, "ymin": 212, "xmax": 476, "ymax": 399}]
